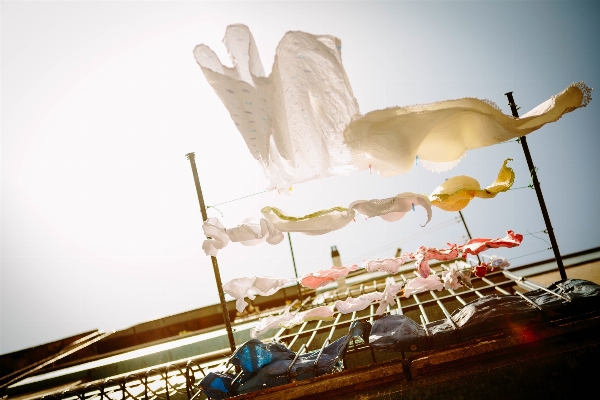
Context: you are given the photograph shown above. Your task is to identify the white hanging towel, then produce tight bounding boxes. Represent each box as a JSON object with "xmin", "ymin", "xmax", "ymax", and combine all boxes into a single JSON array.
[{"xmin": 194, "ymin": 24, "xmax": 360, "ymax": 191}]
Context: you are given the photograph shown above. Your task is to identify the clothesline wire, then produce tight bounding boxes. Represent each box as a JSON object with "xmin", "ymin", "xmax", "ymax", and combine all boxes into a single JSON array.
[
  {"xmin": 207, "ymin": 190, "xmax": 269, "ymax": 209},
  {"xmin": 345, "ymin": 217, "xmax": 461, "ymax": 265},
  {"xmin": 507, "ymin": 247, "xmax": 552, "ymax": 261}
]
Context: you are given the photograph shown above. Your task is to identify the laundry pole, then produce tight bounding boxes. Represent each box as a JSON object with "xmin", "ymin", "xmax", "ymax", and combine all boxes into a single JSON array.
[
  {"xmin": 185, "ymin": 152, "xmax": 236, "ymax": 353},
  {"xmin": 504, "ymin": 93, "xmax": 567, "ymax": 280}
]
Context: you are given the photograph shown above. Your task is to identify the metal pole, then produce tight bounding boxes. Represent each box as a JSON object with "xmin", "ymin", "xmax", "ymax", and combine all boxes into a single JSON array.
[
  {"xmin": 287, "ymin": 232, "xmax": 303, "ymax": 300},
  {"xmin": 504, "ymin": 92, "xmax": 567, "ymax": 280},
  {"xmin": 458, "ymin": 210, "xmax": 481, "ymax": 264},
  {"xmin": 185, "ymin": 152, "xmax": 236, "ymax": 353}
]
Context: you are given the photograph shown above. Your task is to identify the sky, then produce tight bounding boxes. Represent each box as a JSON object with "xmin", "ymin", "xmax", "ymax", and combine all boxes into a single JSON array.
[{"xmin": 1, "ymin": 1, "xmax": 599, "ymax": 355}]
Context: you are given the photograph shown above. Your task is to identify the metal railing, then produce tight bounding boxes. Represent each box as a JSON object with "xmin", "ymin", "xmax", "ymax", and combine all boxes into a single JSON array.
[{"xmin": 38, "ymin": 261, "xmax": 531, "ymax": 400}]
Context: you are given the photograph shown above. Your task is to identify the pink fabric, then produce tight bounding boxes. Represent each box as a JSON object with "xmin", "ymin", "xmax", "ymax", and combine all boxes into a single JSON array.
[
  {"xmin": 299, "ymin": 265, "xmax": 358, "ymax": 289},
  {"xmin": 363, "ymin": 254, "xmax": 411, "ymax": 274},
  {"xmin": 335, "ymin": 292, "xmax": 383, "ymax": 314},
  {"xmin": 460, "ymin": 230, "xmax": 523, "ymax": 257},
  {"xmin": 411, "ymin": 245, "xmax": 460, "ymax": 278},
  {"xmin": 404, "ymin": 274, "xmax": 444, "ymax": 297}
]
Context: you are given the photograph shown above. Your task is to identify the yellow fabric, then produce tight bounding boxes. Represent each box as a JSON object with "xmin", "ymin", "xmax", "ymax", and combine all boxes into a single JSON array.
[
  {"xmin": 429, "ymin": 159, "xmax": 515, "ymax": 212},
  {"xmin": 261, "ymin": 206, "xmax": 348, "ymax": 221}
]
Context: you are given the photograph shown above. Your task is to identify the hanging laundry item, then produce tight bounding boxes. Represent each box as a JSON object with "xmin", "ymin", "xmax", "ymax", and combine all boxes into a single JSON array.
[
  {"xmin": 299, "ymin": 265, "xmax": 358, "ymax": 289},
  {"xmin": 441, "ymin": 263, "xmax": 472, "ymax": 290},
  {"xmin": 344, "ymin": 82, "xmax": 592, "ymax": 176},
  {"xmin": 404, "ymin": 274, "xmax": 444, "ymax": 297},
  {"xmin": 376, "ymin": 282, "xmax": 405, "ymax": 315},
  {"xmin": 194, "ymin": 24, "xmax": 360, "ymax": 190},
  {"xmin": 335, "ymin": 292, "xmax": 384, "ymax": 314},
  {"xmin": 262, "ymin": 192, "xmax": 432, "ymax": 235},
  {"xmin": 250, "ymin": 307, "xmax": 295, "ymax": 338},
  {"xmin": 429, "ymin": 158, "xmax": 515, "ymax": 212},
  {"xmin": 487, "ymin": 255, "xmax": 510, "ymax": 270},
  {"xmin": 279, "ymin": 305, "xmax": 335, "ymax": 329},
  {"xmin": 363, "ymin": 253, "xmax": 411, "ymax": 274},
  {"xmin": 235, "ymin": 321, "xmax": 371, "ymax": 395},
  {"xmin": 460, "ymin": 230, "xmax": 523, "ymax": 257},
  {"xmin": 223, "ymin": 276, "xmax": 295, "ymax": 313},
  {"xmin": 196, "ymin": 26, "xmax": 591, "ymax": 186},
  {"xmin": 412, "ymin": 245, "xmax": 461, "ymax": 278},
  {"xmin": 202, "ymin": 217, "xmax": 284, "ymax": 256}
]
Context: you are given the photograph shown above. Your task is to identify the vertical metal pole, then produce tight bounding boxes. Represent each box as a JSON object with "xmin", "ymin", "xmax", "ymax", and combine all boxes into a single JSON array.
[
  {"xmin": 458, "ymin": 210, "xmax": 481, "ymax": 264},
  {"xmin": 504, "ymin": 92, "xmax": 567, "ymax": 280},
  {"xmin": 185, "ymin": 152, "xmax": 236, "ymax": 353},
  {"xmin": 287, "ymin": 233, "xmax": 303, "ymax": 300}
]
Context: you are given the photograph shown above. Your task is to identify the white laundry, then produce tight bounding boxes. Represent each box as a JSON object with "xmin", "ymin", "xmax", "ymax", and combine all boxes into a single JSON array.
[
  {"xmin": 250, "ymin": 307, "xmax": 294, "ymax": 338},
  {"xmin": 375, "ymin": 283, "xmax": 405, "ymax": 315},
  {"xmin": 202, "ymin": 218, "xmax": 230, "ymax": 257},
  {"xmin": 194, "ymin": 24, "xmax": 359, "ymax": 190},
  {"xmin": 279, "ymin": 306, "xmax": 336, "ymax": 329},
  {"xmin": 223, "ymin": 276, "xmax": 295, "ymax": 313},
  {"xmin": 196, "ymin": 26, "xmax": 592, "ymax": 186},
  {"xmin": 363, "ymin": 254, "xmax": 411, "ymax": 274},
  {"xmin": 335, "ymin": 292, "xmax": 384, "ymax": 314},
  {"xmin": 404, "ymin": 275, "xmax": 444, "ymax": 297},
  {"xmin": 201, "ymin": 217, "xmax": 284, "ymax": 256}
]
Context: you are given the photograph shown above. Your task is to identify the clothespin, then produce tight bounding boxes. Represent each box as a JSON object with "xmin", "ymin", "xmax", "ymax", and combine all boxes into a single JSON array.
[
  {"xmin": 415, "ymin": 155, "xmax": 419, "ymax": 166},
  {"xmin": 411, "ymin": 203, "xmax": 415, "ymax": 211},
  {"xmin": 369, "ymin": 164, "xmax": 372, "ymax": 174}
]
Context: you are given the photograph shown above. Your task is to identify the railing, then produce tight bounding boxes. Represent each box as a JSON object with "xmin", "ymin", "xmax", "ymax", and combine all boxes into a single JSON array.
[{"xmin": 38, "ymin": 262, "xmax": 527, "ymax": 400}]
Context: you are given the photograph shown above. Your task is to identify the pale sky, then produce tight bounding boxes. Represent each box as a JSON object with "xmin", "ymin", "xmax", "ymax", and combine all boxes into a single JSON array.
[{"xmin": 2, "ymin": 1, "xmax": 599, "ymax": 354}]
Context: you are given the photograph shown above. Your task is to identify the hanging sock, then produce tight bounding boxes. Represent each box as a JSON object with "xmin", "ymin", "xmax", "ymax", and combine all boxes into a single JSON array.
[{"xmin": 429, "ymin": 159, "xmax": 515, "ymax": 212}]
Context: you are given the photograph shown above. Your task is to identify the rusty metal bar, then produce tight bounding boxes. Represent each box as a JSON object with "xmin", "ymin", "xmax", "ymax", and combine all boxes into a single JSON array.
[
  {"xmin": 185, "ymin": 152, "xmax": 236, "ymax": 354},
  {"xmin": 430, "ymin": 291, "xmax": 457, "ymax": 330},
  {"xmin": 288, "ymin": 321, "xmax": 308, "ymax": 350},
  {"xmin": 304, "ymin": 320, "xmax": 324, "ymax": 350},
  {"xmin": 504, "ymin": 92, "xmax": 566, "ymax": 280},
  {"xmin": 313, "ymin": 338, "xmax": 330, "ymax": 377},
  {"xmin": 286, "ymin": 344, "xmax": 306, "ymax": 382}
]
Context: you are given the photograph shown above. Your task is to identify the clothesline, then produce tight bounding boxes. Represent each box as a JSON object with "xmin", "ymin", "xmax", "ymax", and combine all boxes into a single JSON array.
[
  {"xmin": 507, "ymin": 247, "xmax": 552, "ymax": 261},
  {"xmin": 207, "ymin": 190, "xmax": 268, "ymax": 209},
  {"xmin": 344, "ymin": 217, "xmax": 462, "ymax": 265}
]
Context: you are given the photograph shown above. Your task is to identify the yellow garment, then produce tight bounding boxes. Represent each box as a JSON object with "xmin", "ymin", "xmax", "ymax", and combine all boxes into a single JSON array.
[{"xmin": 429, "ymin": 159, "xmax": 515, "ymax": 212}]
